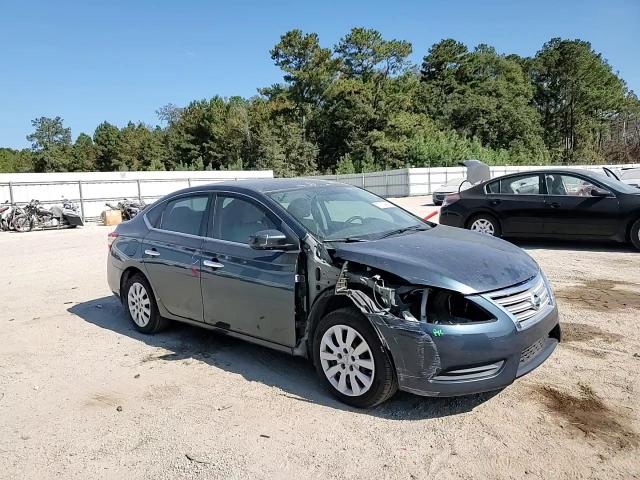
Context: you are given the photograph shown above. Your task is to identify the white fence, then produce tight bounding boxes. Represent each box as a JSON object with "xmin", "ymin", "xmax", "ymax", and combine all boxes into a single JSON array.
[
  {"xmin": 313, "ymin": 163, "xmax": 640, "ymax": 197},
  {"xmin": 0, "ymin": 170, "xmax": 273, "ymax": 220}
]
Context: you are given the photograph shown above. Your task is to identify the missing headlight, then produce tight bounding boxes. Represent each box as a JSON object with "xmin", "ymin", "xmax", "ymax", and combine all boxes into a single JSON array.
[{"xmin": 426, "ymin": 289, "xmax": 494, "ymax": 325}]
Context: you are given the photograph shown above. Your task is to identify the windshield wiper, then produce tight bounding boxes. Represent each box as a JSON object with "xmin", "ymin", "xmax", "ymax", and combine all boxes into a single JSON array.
[
  {"xmin": 376, "ymin": 224, "xmax": 429, "ymax": 239},
  {"xmin": 323, "ymin": 236, "xmax": 368, "ymax": 243}
]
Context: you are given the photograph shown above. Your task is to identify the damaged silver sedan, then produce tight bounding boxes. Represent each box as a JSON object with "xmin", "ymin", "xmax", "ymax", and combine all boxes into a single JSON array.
[{"xmin": 107, "ymin": 179, "xmax": 560, "ymax": 408}]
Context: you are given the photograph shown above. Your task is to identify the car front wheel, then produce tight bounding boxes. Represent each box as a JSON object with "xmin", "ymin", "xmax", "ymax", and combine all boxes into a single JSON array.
[
  {"xmin": 468, "ymin": 213, "xmax": 501, "ymax": 237},
  {"xmin": 313, "ymin": 307, "xmax": 397, "ymax": 408}
]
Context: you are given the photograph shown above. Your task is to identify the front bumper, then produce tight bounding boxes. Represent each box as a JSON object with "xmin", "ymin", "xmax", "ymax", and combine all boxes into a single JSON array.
[{"xmin": 368, "ymin": 303, "xmax": 560, "ymax": 397}]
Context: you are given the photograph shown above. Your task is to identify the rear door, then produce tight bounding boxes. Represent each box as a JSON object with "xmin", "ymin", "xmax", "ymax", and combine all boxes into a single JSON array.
[
  {"xmin": 542, "ymin": 173, "xmax": 619, "ymax": 236},
  {"xmin": 485, "ymin": 174, "xmax": 545, "ymax": 235},
  {"xmin": 200, "ymin": 193, "xmax": 299, "ymax": 347},
  {"xmin": 142, "ymin": 193, "xmax": 211, "ymax": 321}
]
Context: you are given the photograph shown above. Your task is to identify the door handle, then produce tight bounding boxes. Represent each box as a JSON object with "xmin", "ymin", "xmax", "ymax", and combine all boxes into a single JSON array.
[
  {"xmin": 546, "ymin": 202, "xmax": 561, "ymax": 209},
  {"xmin": 144, "ymin": 249, "xmax": 160, "ymax": 257},
  {"xmin": 489, "ymin": 199, "xmax": 501, "ymax": 206},
  {"xmin": 203, "ymin": 259, "xmax": 224, "ymax": 269}
]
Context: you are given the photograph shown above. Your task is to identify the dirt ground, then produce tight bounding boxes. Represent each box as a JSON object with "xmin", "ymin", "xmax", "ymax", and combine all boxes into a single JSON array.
[{"xmin": 1, "ymin": 223, "xmax": 639, "ymax": 480}]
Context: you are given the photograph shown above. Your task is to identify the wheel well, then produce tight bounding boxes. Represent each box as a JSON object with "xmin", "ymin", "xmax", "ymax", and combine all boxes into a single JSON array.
[
  {"xmin": 120, "ymin": 266, "xmax": 146, "ymax": 300},
  {"xmin": 626, "ymin": 216, "xmax": 640, "ymax": 241},
  {"xmin": 305, "ymin": 291, "xmax": 356, "ymax": 358}
]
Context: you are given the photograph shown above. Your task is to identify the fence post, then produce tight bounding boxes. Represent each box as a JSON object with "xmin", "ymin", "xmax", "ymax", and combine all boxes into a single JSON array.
[
  {"xmin": 187, "ymin": 178, "xmax": 192, "ymax": 187},
  {"xmin": 427, "ymin": 167, "xmax": 431, "ymax": 195},
  {"xmin": 361, "ymin": 173, "xmax": 365, "ymax": 188},
  {"xmin": 8, "ymin": 182, "xmax": 14, "ymax": 204},
  {"xmin": 78, "ymin": 180, "xmax": 85, "ymax": 221},
  {"xmin": 384, "ymin": 170, "xmax": 389, "ymax": 197},
  {"xmin": 136, "ymin": 179, "xmax": 142, "ymax": 203}
]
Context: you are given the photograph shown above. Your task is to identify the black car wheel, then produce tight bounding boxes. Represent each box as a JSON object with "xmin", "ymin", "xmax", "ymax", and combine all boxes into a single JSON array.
[
  {"xmin": 313, "ymin": 307, "xmax": 397, "ymax": 408},
  {"xmin": 467, "ymin": 213, "xmax": 501, "ymax": 237},
  {"xmin": 630, "ymin": 219, "xmax": 640, "ymax": 250},
  {"xmin": 123, "ymin": 273, "xmax": 168, "ymax": 333}
]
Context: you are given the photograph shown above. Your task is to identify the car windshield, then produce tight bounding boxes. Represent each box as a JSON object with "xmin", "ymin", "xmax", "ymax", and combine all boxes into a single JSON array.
[
  {"xmin": 267, "ymin": 185, "xmax": 428, "ymax": 241},
  {"xmin": 588, "ymin": 172, "xmax": 640, "ymax": 194}
]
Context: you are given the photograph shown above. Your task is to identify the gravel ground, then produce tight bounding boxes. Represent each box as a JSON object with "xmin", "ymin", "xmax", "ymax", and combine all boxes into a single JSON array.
[{"xmin": 0, "ymin": 224, "xmax": 639, "ymax": 480}]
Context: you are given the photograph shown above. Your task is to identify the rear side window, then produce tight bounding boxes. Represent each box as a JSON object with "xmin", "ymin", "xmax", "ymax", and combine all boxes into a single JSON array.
[
  {"xmin": 145, "ymin": 203, "xmax": 163, "ymax": 227},
  {"xmin": 500, "ymin": 175, "xmax": 541, "ymax": 195},
  {"xmin": 486, "ymin": 181, "xmax": 500, "ymax": 194},
  {"xmin": 160, "ymin": 195, "xmax": 209, "ymax": 236}
]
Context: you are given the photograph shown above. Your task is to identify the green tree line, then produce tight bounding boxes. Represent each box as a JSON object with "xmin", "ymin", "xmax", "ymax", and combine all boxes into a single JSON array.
[{"xmin": 2, "ymin": 29, "xmax": 639, "ymax": 175}]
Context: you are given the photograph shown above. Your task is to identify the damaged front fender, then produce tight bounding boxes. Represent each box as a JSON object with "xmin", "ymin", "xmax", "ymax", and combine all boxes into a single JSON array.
[{"xmin": 334, "ymin": 264, "xmax": 442, "ymax": 395}]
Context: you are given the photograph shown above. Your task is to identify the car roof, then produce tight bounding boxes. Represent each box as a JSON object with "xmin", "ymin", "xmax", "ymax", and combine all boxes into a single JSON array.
[
  {"xmin": 486, "ymin": 168, "xmax": 604, "ymax": 182},
  {"xmin": 161, "ymin": 177, "xmax": 347, "ymax": 199}
]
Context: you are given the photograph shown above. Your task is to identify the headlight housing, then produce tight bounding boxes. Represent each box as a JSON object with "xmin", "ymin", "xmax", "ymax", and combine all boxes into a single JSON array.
[{"xmin": 399, "ymin": 287, "xmax": 495, "ymax": 325}]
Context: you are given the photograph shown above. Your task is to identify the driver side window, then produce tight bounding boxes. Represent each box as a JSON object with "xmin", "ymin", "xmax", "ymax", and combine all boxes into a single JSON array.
[
  {"xmin": 213, "ymin": 195, "xmax": 278, "ymax": 244},
  {"xmin": 545, "ymin": 174, "xmax": 598, "ymax": 197}
]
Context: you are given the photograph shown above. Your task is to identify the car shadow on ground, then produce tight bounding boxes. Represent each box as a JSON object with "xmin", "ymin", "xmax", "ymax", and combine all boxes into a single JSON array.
[
  {"xmin": 510, "ymin": 238, "xmax": 637, "ymax": 253},
  {"xmin": 69, "ymin": 296, "xmax": 499, "ymax": 420}
]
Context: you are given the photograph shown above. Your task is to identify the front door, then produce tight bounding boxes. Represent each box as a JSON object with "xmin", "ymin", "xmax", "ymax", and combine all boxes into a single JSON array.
[
  {"xmin": 542, "ymin": 173, "xmax": 619, "ymax": 237},
  {"xmin": 200, "ymin": 193, "xmax": 299, "ymax": 347},
  {"xmin": 142, "ymin": 194, "xmax": 210, "ymax": 321}
]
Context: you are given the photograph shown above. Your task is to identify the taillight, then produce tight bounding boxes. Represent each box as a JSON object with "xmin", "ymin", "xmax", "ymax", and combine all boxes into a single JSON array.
[
  {"xmin": 108, "ymin": 231, "xmax": 119, "ymax": 251},
  {"xmin": 442, "ymin": 193, "xmax": 460, "ymax": 207}
]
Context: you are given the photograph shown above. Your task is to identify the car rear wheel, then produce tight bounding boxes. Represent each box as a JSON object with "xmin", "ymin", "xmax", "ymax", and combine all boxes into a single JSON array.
[
  {"xmin": 630, "ymin": 219, "xmax": 640, "ymax": 250},
  {"xmin": 313, "ymin": 307, "xmax": 397, "ymax": 408},
  {"xmin": 468, "ymin": 213, "xmax": 501, "ymax": 237},
  {"xmin": 124, "ymin": 273, "xmax": 168, "ymax": 333}
]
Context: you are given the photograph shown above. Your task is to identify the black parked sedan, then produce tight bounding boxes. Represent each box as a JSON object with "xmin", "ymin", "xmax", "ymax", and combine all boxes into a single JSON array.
[{"xmin": 440, "ymin": 169, "xmax": 640, "ymax": 249}]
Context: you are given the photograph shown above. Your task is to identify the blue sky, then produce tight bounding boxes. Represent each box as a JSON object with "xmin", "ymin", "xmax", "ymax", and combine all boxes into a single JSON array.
[{"xmin": 1, "ymin": 0, "xmax": 639, "ymax": 149}]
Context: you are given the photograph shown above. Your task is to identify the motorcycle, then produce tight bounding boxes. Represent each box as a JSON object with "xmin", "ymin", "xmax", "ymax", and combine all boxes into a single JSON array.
[
  {"xmin": 1, "ymin": 202, "xmax": 25, "ymax": 231},
  {"xmin": 13, "ymin": 199, "xmax": 84, "ymax": 232},
  {"xmin": 105, "ymin": 198, "xmax": 145, "ymax": 221}
]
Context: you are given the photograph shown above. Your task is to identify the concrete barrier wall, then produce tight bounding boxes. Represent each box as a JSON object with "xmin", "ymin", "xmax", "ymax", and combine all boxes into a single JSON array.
[
  {"xmin": 312, "ymin": 163, "xmax": 640, "ymax": 197},
  {"xmin": 0, "ymin": 170, "xmax": 273, "ymax": 219}
]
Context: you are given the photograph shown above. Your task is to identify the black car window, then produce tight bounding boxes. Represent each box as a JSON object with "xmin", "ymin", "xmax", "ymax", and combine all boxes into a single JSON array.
[
  {"xmin": 500, "ymin": 175, "xmax": 540, "ymax": 195},
  {"xmin": 486, "ymin": 180, "xmax": 500, "ymax": 194},
  {"xmin": 545, "ymin": 174, "xmax": 599, "ymax": 197},
  {"xmin": 160, "ymin": 195, "xmax": 209, "ymax": 236},
  {"xmin": 214, "ymin": 195, "xmax": 278, "ymax": 244}
]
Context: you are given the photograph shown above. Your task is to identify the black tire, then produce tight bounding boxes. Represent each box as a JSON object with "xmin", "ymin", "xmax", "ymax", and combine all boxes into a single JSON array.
[
  {"xmin": 13, "ymin": 215, "xmax": 33, "ymax": 233},
  {"xmin": 313, "ymin": 307, "xmax": 398, "ymax": 408},
  {"xmin": 467, "ymin": 213, "xmax": 502, "ymax": 237},
  {"xmin": 630, "ymin": 219, "xmax": 640, "ymax": 250},
  {"xmin": 123, "ymin": 273, "xmax": 168, "ymax": 333}
]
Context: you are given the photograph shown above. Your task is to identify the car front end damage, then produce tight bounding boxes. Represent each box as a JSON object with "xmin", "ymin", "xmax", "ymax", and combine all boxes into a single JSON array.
[{"xmin": 332, "ymin": 261, "xmax": 560, "ymax": 397}]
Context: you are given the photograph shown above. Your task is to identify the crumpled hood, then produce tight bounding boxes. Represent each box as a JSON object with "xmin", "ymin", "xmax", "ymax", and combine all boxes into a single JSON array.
[{"xmin": 331, "ymin": 225, "xmax": 539, "ymax": 295}]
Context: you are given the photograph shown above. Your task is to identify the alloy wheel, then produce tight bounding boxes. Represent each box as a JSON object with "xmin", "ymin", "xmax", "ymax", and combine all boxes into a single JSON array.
[
  {"xmin": 319, "ymin": 324, "xmax": 375, "ymax": 396},
  {"xmin": 470, "ymin": 218, "xmax": 495, "ymax": 235},
  {"xmin": 127, "ymin": 282, "xmax": 151, "ymax": 327}
]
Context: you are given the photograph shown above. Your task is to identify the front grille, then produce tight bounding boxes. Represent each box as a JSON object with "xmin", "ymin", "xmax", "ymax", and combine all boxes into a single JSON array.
[
  {"xmin": 520, "ymin": 338, "xmax": 546, "ymax": 365},
  {"xmin": 484, "ymin": 275, "xmax": 553, "ymax": 330}
]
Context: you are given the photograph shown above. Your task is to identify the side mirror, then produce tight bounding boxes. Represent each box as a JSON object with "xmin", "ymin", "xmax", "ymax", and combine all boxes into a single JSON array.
[
  {"xmin": 249, "ymin": 229, "xmax": 296, "ymax": 250},
  {"xmin": 590, "ymin": 187, "xmax": 611, "ymax": 197}
]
